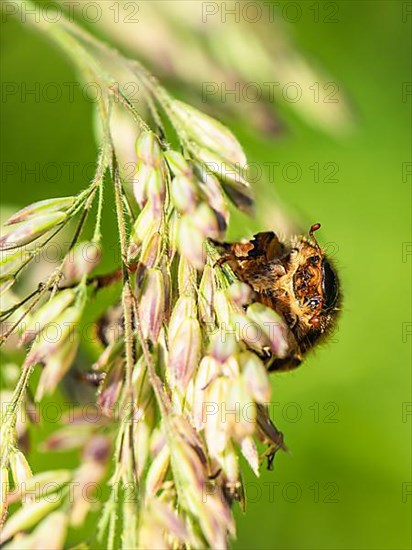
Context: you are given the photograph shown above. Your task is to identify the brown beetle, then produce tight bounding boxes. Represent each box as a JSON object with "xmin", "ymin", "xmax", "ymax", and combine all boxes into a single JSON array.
[{"xmin": 213, "ymin": 224, "xmax": 341, "ymax": 371}]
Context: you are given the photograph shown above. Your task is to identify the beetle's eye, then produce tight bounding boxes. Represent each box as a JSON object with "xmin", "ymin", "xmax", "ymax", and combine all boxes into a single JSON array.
[
  {"xmin": 321, "ymin": 259, "xmax": 339, "ymax": 309},
  {"xmin": 308, "ymin": 297, "xmax": 320, "ymax": 309}
]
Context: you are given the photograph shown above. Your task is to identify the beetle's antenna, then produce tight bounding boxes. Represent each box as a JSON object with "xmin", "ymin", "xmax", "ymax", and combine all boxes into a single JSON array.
[{"xmin": 309, "ymin": 223, "xmax": 321, "ymax": 249}]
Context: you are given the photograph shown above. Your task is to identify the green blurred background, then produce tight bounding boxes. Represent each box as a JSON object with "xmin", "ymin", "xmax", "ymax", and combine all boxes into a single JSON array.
[{"xmin": 1, "ymin": 1, "xmax": 411, "ymax": 549}]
